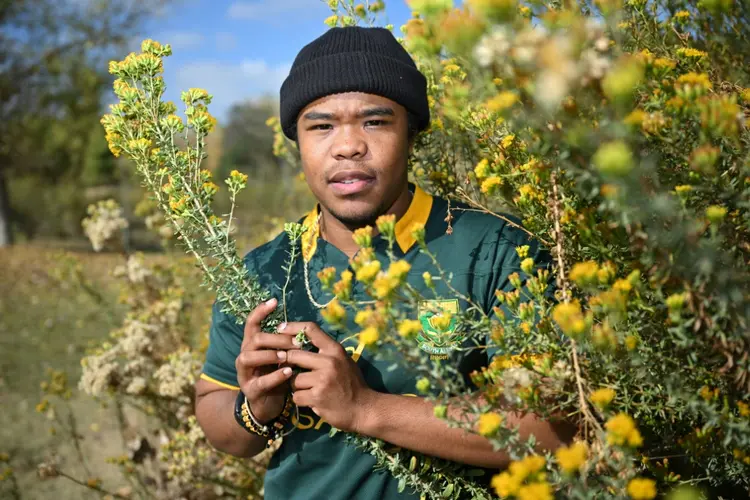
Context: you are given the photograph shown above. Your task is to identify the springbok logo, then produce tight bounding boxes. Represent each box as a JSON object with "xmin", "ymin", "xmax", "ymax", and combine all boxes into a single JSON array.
[{"xmin": 416, "ymin": 299, "xmax": 463, "ymax": 357}]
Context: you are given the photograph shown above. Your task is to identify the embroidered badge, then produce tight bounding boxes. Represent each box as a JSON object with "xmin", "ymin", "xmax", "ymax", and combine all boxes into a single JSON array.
[{"xmin": 416, "ymin": 299, "xmax": 463, "ymax": 358}]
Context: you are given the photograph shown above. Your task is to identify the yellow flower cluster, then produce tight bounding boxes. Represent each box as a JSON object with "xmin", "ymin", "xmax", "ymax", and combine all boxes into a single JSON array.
[
  {"xmin": 737, "ymin": 401, "xmax": 750, "ymax": 417},
  {"xmin": 356, "ymin": 260, "xmax": 381, "ymax": 283},
  {"xmin": 321, "ymin": 299, "xmax": 346, "ymax": 326},
  {"xmin": 358, "ymin": 326, "xmax": 379, "ymax": 346},
  {"xmin": 491, "ymin": 455, "xmax": 550, "ymax": 500},
  {"xmin": 481, "ymin": 176, "xmax": 503, "ymax": 195},
  {"xmin": 569, "ymin": 261, "xmax": 599, "ymax": 286},
  {"xmin": 555, "ymin": 441, "xmax": 588, "ymax": 474},
  {"xmin": 605, "ymin": 413, "xmax": 643, "ymax": 447},
  {"xmin": 676, "ymin": 47, "xmax": 708, "ymax": 59},
  {"xmin": 487, "ymin": 91, "xmax": 519, "ymax": 112},
  {"xmin": 397, "ymin": 319, "xmax": 422, "ymax": 339},
  {"xmin": 627, "ymin": 477, "xmax": 657, "ymax": 499},
  {"xmin": 478, "ymin": 412, "xmax": 503, "ymax": 436},
  {"xmin": 552, "ymin": 300, "xmax": 587, "ymax": 337},
  {"xmin": 474, "ymin": 159, "xmax": 491, "ymax": 179},
  {"xmin": 353, "ymin": 226, "xmax": 373, "ymax": 248},
  {"xmin": 590, "ymin": 387, "xmax": 616, "ymax": 407}
]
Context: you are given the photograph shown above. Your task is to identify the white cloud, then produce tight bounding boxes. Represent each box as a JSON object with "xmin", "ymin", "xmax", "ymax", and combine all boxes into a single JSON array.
[
  {"xmin": 156, "ymin": 31, "xmax": 205, "ymax": 50},
  {"xmin": 227, "ymin": 0, "xmax": 328, "ymax": 20},
  {"xmin": 215, "ymin": 32, "xmax": 238, "ymax": 51},
  {"xmin": 174, "ymin": 59, "xmax": 291, "ymax": 121}
]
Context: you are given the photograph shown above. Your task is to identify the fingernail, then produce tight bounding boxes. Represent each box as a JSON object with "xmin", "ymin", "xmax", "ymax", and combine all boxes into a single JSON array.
[
  {"xmin": 283, "ymin": 367, "xmax": 292, "ymax": 375},
  {"xmin": 277, "ymin": 351, "xmax": 286, "ymax": 360},
  {"xmin": 265, "ymin": 297, "xmax": 277, "ymax": 307},
  {"xmin": 277, "ymin": 322, "xmax": 287, "ymax": 332}
]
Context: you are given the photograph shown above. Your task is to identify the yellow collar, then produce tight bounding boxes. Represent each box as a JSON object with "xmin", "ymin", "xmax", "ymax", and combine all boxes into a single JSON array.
[{"xmin": 300, "ymin": 184, "xmax": 433, "ymax": 262}]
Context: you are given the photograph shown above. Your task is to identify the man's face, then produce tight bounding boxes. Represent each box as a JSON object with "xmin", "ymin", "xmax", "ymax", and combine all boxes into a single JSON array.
[{"xmin": 296, "ymin": 92, "xmax": 411, "ymax": 229}]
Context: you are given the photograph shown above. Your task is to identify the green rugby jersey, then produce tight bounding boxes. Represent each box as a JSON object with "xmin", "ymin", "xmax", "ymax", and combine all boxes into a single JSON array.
[{"xmin": 201, "ymin": 183, "xmax": 551, "ymax": 499}]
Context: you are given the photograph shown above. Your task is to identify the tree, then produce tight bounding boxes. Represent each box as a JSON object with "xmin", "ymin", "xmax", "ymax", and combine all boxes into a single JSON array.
[{"xmin": 0, "ymin": 0, "xmax": 171, "ymax": 246}]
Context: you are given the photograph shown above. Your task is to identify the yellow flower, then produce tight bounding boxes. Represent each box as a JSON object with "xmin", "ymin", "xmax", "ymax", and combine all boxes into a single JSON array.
[
  {"xmin": 594, "ymin": 141, "xmax": 634, "ymax": 176},
  {"xmin": 516, "ymin": 245, "xmax": 530, "ymax": 258},
  {"xmin": 353, "ymin": 226, "xmax": 373, "ymax": 248},
  {"xmin": 410, "ymin": 223, "xmax": 426, "ymax": 243},
  {"xmin": 706, "ymin": 205, "xmax": 727, "ymax": 224},
  {"xmin": 491, "ymin": 471, "xmax": 521, "ymax": 497},
  {"xmin": 552, "ymin": 301, "xmax": 587, "ymax": 337},
  {"xmin": 333, "ymin": 270, "xmax": 353, "ymax": 300},
  {"xmin": 627, "ymin": 477, "xmax": 657, "ymax": 500},
  {"xmin": 486, "ymin": 91, "xmax": 518, "ymax": 112},
  {"xmin": 606, "ymin": 413, "xmax": 643, "ymax": 447},
  {"xmin": 674, "ymin": 185, "xmax": 693, "ymax": 195},
  {"xmin": 613, "ymin": 279, "xmax": 632, "ymax": 293},
  {"xmin": 372, "ymin": 275, "xmax": 398, "ymax": 299},
  {"xmin": 356, "ymin": 260, "xmax": 381, "ymax": 283},
  {"xmin": 625, "ymin": 334, "xmax": 638, "ymax": 350},
  {"xmin": 653, "ymin": 57, "xmax": 677, "ymax": 70},
  {"xmin": 591, "ymin": 387, "xmax": 616, "ymax": 407},
  {"xmin": 376, "ymin": 214, "xmax": 396, "ymax": 238},
  {"xmin": 229, "ymin": 169, "xmax": 248, "ymax": 184},
  {"xmin": 359, "ymin": 326, "xmax": 380, "ymax": 346},
  {"xmin": 570, "ymin": 261, "xmax": 599, "ymax": 286},
  {"xmin": 478, "ymin": 412, "xmax": 503, "ymax": 436},
  {"xmin": 474, "ymin": 159, "xmax": 490, "ymax": 179},
  {"xmin": 555, "ymin": 441, "xmax": 588, "ymax": 474},
  {"xmin": 317, "ymin": 267, "xmax": 337, "ymax": 289},
  {"xmin": 520, "ymin": 258, "xmax": 535, "ymax": 275},
  {"xmin": 387, "ymin": 260, "xmax": 411, "ymax": 281},
  {"xmin": 501, "ymin": 134, "xmax": 515, "ymax": 149},
  {"xmin": 737, "ymin": 401, "xmax": 750, "ymax": 417},
  {"xmin": 481, "ymin": 176, "xmax": 503, "ymax": 195},
  {"xmin": 517, "ymin": 481, "xmax": 553, "ymax": 500},
  {"xmin": 673, "ymin": 10, "xmax": 690, "ymax": 19},
  {"xmin": 355, "ymin": 309, "xmax": 374, "ymax": 327},
  {"xmin": 676, "ymin": 47, "xmax": 708, "ymax": 59},
  {"xmin": 321, "ymin": 299, "xmax": 346, "ymax": 326},
  {"xmin": 676, "ymin": 72, "xmax": 712, "ymax": 90},
  {"xmin": 202, "ymin": 181, "xmax": 219, "ymax": 196},
  {"xmin": 509, "ymin": 455, "xmax": 546, "ymax": 479},
  {"xmin": 624, "ymin": 109, "xmax": 647, "ymax": 126},
  {"xmin": 324, "ymin": 14, "xmax": 338, "ymax": 27},
  {"xmin": 397, "ymin": 319, "xmax": 422, "ymax": 338}
]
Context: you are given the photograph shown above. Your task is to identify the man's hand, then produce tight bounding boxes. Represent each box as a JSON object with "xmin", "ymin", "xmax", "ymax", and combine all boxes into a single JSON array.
[
  {"xmin": 236, "ymin": 298, "xmax": 300, "ymax": 423},
  {"xmin": 281, "ymin": 321, "xmax": 375, "ymax": 434}
]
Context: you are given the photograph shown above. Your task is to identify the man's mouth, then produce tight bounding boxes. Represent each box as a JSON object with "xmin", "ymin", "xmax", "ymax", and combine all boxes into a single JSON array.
[{"xmin": 328, "ymin": 170, "xmax": 375, "ymax": 196}]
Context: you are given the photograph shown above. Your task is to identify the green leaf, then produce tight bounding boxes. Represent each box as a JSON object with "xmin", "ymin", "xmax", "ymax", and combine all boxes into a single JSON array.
[
  {"xmin": 409, "ymin": 456, "xmax": 418, "ymax": 472},
  {"xmin": 442, "ymin": 483, "xmax": 454, "ymax": 498},
  {"xmin": 398, "ymin": 477, "xmax": 406, "ymax": 493}
]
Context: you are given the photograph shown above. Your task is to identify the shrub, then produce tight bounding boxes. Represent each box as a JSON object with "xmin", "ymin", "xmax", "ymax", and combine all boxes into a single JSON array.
[{"xmin": 65, "ymin": 1, "xmax": 750, "ymax": 499}]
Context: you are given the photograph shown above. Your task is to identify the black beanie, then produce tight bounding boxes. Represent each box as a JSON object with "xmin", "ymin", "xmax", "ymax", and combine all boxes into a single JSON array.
[{"xmin": 279, "ymin": 26, "xmax": 430, "ymax": 140}]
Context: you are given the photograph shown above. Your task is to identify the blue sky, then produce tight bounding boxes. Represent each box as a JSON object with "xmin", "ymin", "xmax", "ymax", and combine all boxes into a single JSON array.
[{"xmin": 139, "ymin": 0, "xmax": 415, "ymax": 122}]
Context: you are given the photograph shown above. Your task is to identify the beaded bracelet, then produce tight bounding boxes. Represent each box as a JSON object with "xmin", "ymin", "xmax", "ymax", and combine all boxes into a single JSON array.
[{"xmin": 234, "ymin": 390, "xmax": 294, "ymax": 448}]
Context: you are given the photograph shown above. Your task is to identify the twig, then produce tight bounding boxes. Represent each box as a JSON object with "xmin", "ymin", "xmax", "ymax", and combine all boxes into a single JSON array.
[
  {"xmin": 549, "ymin": 171, "xmax": 603, "ymax": 436},
  {"xmin": 453, "ymin": 188, "xmax": 553, "ymax": 247}
]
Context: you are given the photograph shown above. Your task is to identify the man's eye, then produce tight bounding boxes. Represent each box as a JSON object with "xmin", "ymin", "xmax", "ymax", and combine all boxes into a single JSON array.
[
  {"xmin": 310, "ymin": 124, "xmax": 332, "ymax": 131},
  {"xmin": 365, "ymin": 120, "xmax": 386, "ymax": 127}
]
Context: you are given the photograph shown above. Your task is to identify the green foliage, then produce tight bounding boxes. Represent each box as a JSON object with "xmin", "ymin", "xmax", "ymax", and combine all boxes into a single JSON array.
[{"xmin": 79, "ymin": 1, "xmax": 750, "ymax": 499}]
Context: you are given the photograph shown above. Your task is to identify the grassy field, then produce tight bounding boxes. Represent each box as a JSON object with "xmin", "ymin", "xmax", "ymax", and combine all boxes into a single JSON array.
[{"xmin": 0, "ymin": 245, "xmax": 174, "ymax": 499}]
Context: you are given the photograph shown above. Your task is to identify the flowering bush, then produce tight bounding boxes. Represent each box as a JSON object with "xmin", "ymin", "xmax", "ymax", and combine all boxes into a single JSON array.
[
  {"xmin": 36, "ymin": 247, "xmax": 272, "ymax": 498},
  {"xmin": 92, "ymin": 0, "xmax": 750, "ymax": 499}
]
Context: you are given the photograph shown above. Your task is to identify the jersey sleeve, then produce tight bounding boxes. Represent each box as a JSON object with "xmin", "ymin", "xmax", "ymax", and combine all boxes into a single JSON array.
[
  {"xmin": 484, "ymin": 220, "xmax": 555, "ymax": 362},
  {"xmin": 200, "ymin": 299, "xmax": 244, "ymax": 389}
]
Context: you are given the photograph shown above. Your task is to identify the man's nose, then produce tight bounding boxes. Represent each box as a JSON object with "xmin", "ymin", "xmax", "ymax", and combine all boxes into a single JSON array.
[{"xmin": 331, "ymin": 128, "xmax": 367, "ymax": 160}]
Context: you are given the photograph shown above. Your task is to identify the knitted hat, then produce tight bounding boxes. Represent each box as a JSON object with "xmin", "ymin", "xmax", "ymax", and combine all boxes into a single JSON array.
[{"xmin": 279, "ymin": 26, "xmax": 430, "ymax": 140}]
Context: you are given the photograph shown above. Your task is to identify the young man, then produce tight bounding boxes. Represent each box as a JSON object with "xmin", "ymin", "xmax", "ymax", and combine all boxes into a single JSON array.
[{"xmin": 195, "ymin": 27, "xmax": 570, "ymax": 499}]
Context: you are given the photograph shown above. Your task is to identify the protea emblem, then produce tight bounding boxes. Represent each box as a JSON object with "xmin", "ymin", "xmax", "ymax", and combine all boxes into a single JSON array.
[{"xmin": 416, "ymin": 299, "xmax": 462, "ymax": 356}]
